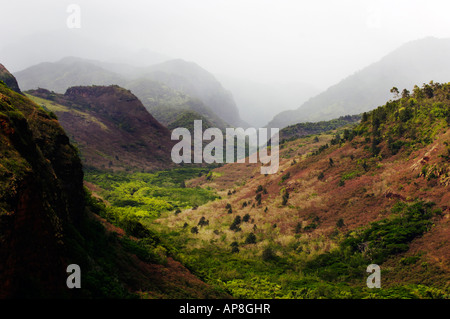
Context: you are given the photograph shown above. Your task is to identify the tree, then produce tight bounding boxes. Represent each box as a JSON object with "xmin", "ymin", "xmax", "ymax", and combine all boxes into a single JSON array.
[
  {"xmin": 318, "ymin": 172, "xmax": 325, "ymax": 180},
  {"xmin": 230, "ymin": 241, "xmax": 239, "ymax": 253},
  {"xmin": 401, "ymin": 89, "xmax": 410, "ymax": 99},
  {"xmin": 336, "ymin": 218, "xmax": 345, "ymax": 228},
  {"xmin": 262, "ymin": 247, "xmax": 276, "ymax": 261},
  {"xmin": 230, "ymin": 215, "xmax": 242, "ymax": 232},
  {"xmin": 362, "ymin": 112, "xmax": 369, "ymax": 122},
  {"xmin": 245, "ymin": 233, "xmax": 257, "ymax": 244},
  {"xmin": 255, "ymin": 193, "xmax": 262, "ymax": 205},
  {"xmin": 390, "ymin": 87, "xmax": 399, "ymax": 99},
  {"xmin": 282, "ymin": 190, "xmax": 289, "ymax": 206},
  {"xmin": 198, "ymin": 216, "xmax": 209, "ymax": 227},
  {"xmin": 191, "ymin": 226, "xmax": 199, "ymax": 234}
]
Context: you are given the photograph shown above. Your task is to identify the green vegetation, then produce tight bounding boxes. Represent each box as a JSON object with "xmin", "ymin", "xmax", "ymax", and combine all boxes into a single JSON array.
[
  {"xmin": 85, "ymin": 167, "xmax": 219, "ymax": 219},
  {"xmin": 280, "ymin": 115, "xmax": 361, "ymax": 143},
  {"xmin": 357, "ymin": 82, "xmax": 450, "ymax": 158},
  {"xmin": 305, "ymin": 201, "xmax": 439, "ymax": 282},
  {"xmin": 68, "ymin": 82, "xmax": 450, "ymax": 299}
]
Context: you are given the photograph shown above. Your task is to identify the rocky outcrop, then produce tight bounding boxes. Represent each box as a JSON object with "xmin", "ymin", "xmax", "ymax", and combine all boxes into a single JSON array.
[{"xmin": 0, "ymin": 64, "xmax": 22, "ymax": 94}]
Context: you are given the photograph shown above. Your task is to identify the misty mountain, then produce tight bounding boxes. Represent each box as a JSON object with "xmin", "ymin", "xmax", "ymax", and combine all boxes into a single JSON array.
[
  {"xmin": 14, "ymin": 57, "xmax": 245, "ymax": 129},
  {"xmin": 268, "ymin": 37, "xmax": 450, "ymax": 129},
  {"xmin": 125, "ymin": 77, "xmax": 229, "ymax": 130},
  {"xmin": 217, "ymin": 75, "xmax": 321, "ymax": 128},
  {"xmin": 14, "ymin": 57, "xmax": 127, "ymax": 93},
  {"xmin": 131, "ymin": 59, "xmax": 248, "ymax": 128},
  {"xmin": 0, "ymin": 30, "xmax": 171, "ymax": 73}
]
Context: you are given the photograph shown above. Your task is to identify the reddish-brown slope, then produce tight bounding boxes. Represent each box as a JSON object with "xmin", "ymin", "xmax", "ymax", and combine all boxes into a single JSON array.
[{"xmin": 28, "ymin": 86, "xmax": 175, "ymax": 172}]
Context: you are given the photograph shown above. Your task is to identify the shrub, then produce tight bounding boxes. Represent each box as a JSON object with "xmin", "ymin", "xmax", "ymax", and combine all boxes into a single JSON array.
[
  {"xmin": 244, "ymin": 233, "xmax": 257, "ymax": 244},
  {"xmin": 318, "ymin": 172, "xmax": 325, "ymax": 180},
  {"xmin": 329, "ymin": 158, "xmax": 334, "ymax": 167},
  {"xmin": 262, "ymin": 247, "xmax": 276, "ymax": 261},
  {"xmin": 282, "ymin": 190, "xmax": 289, "ymax": 206},
  {"xmin": 198, "ymin": 216, "xmax": 209, "ymax": 227},
  {"xmin": 230, "ymin": 216, "xmax": 242, "ymax": 232},
  {"xmin": 281, "ymin": 172, "xmax": 291, "ymax": 183},
  {"xmin": 294, "ymin": 222, "xmax": 302, "ymax": 234},
  {"xmin": 255, "ymin": 193, "xmax": 262, "ymax": 205}
]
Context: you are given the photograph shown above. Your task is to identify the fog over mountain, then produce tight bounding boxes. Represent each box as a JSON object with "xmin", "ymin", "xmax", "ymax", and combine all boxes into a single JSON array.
[
  {"xmin": 2, "ymin": 0, "xmax": 450, "ymax": 129},
  {"xmin": 268, "ymin": 37, "xmax": 450, "ymax": 129},
  {"xmin": 2, "ymin": 0, "xmax": 450, "ymax": 301}
]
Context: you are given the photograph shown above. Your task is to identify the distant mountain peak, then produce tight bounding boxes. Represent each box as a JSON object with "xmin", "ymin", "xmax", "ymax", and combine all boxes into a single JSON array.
[{"xmin": 268, "ymin": 37, "xmax": 450, "ymax": 129}]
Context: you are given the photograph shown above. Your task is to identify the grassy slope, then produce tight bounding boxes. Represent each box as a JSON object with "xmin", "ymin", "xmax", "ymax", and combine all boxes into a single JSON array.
[{"xmin": 148, "ymin": 82, "xmax": 450, "ymax": 298}]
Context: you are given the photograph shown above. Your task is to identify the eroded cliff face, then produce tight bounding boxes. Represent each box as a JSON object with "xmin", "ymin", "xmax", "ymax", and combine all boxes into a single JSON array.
[
  {"xmin": 0, "ymin": 77, "xmax": 84, "ymax": 298},
  {"xmin": 27, "ymin": 85, "xmax": 175, "ymax": 172}
]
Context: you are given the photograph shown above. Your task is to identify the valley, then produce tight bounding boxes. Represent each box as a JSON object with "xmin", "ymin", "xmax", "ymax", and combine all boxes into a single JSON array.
[
  {"xmin": 80, "ymin": 82, "xmax": 449, "ymax": 298},
  {"xmin": 1, "ymin": 38, "xmax": 449, "ymax": 300}
]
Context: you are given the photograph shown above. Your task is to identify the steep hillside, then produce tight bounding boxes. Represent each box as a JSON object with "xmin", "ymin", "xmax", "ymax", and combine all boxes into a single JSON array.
[
  {"xmin": 0, "ymin": 65, "xmax": 228, "ymax": 299},
  {"xmin": 26, "ymin": 86, "xmax": 174, "ymax": 172},
  {"xmin": 125, "ymin": 77, "xmax": 229, "ymax": 130},
  {"xmin": 133, "ymin": 59, "xmax": 248, "ymax": 128},
  {"xmin": 153, "ymin": 81, "xmax": 450, "ymax": 298},
  {"xmin": 0, "ymin": 77, "xmax": 85, "ymax": 297},
  {"xmin": 269, "ymin": 37, "xmax": 450, "ymax": 129},
  {"xmin": 0, "ymin": 63, "xmax": 22, "ymax": 94},
  {"xmin": 280, "ymin": 115, "xmax": 361, "ymax": 143}
]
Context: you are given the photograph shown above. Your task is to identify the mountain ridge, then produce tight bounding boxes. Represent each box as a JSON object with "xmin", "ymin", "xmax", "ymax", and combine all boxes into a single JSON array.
[
  {"xmin": 26, "ymin": 85, "xmax": 175, "ymax": 172},
  {"xmin": 268, "ymin": 37, "xmax": 450, "ymax": 129},
  {"xmin": 14, "ymin": 57, "xmax": 248, "ymax": 129}
]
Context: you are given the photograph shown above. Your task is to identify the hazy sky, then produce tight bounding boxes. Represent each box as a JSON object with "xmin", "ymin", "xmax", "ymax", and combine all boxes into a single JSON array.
[{"xmin": 2, "ymin": 0, "xmax": 450, "ymax": 88}]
